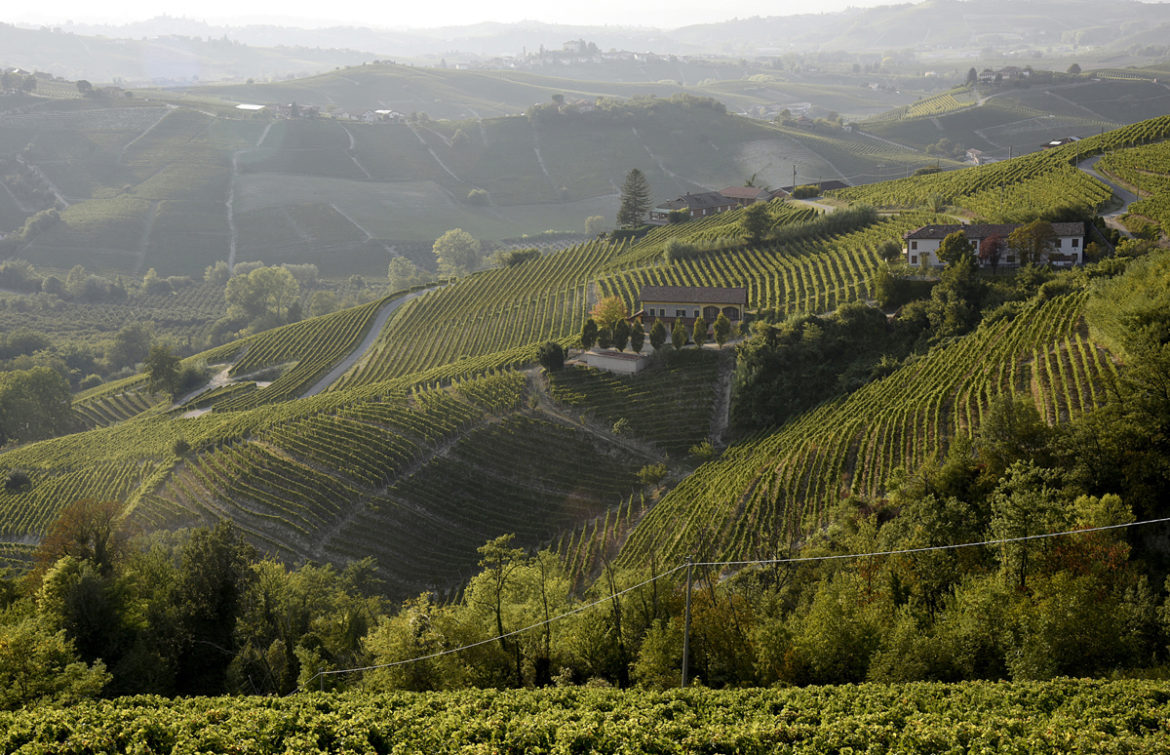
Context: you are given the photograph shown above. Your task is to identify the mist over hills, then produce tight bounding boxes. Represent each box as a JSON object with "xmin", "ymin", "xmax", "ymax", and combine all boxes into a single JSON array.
[{"xmin": 6, "ymin": 0, "xmax": 1170, "ymax": 84}]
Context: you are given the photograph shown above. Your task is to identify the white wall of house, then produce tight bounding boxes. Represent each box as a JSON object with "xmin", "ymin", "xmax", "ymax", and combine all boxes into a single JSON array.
[
  {"xmin": 903, "ymin": 234, "xmax": 1083, "ymax": 268},
  {"xmin": 583, "ymin": 349, "xmax": 648, "ymax": 374}
]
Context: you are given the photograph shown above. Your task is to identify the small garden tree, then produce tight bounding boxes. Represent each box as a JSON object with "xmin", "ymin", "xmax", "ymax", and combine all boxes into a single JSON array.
[
  {"xmin": 671, "ymin": 320, "xmax": 688, "ymax": 350},
  {"xmin": 693, "ymin": 317, "xmax": 708, "ymax": 348},
  {"xmin": 613, "ymin": 320, "xmax": 630, "ymax": 351},
  {"xmin": 649, "ymin": 320, "xmax": 667, "ymax": 350},
  {"xmin": 713, "ymin": 313, "xmax": 732, "ymax": 347},
  {"xmin": 597, "ymin": 327, "xmax": 613, "ymax": 349},
  {"xmin": 979, "ymin": 234, "xmax": 1005, "ymax": 274},
  {"xmin": 630, "ymin": 321, "xmax": 645, "ymax": 353},
  {"xmin": 581, "ymin": 319, "xmax": 598, "ymax": 349}
]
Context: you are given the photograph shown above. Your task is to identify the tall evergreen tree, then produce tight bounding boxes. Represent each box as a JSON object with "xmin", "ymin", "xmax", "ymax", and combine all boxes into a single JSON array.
[{"xmin": 617, "ymin": 169, "xmax": 652, "ymax": 228}]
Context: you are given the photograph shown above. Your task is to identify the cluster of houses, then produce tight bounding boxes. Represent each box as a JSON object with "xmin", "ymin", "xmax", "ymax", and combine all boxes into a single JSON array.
[
  {"xmin": 648, "ymin": 181, "xmax": 849, "ymax": 224},
  {"xmin": 977, "ymin": 66, "xmax": 1031, "ymax": 84},
  {"xmin": 234, "ymin": 102, "xmax": 408, "ymax": 123},
  {"xmin": 903, "ymin": 222, "xmax": 1086, "ymax": 268}
]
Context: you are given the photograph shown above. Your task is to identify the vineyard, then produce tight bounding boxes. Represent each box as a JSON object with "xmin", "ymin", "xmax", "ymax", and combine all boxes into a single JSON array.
[
  {"xmin": 330, "ymin": 240, "xmax": 624, "ymax": 389},
  {"xmin": 599, "ymin": 213, "xmax": 936, "ymax": 317},
  {"xmin": 616, "ymin": 289, "xmax": 1115, "ymax": 567},
  {"xmin": 3, "ymin": 680, "xmax": 1168, "ymax": 752},
  {"xmin": 834, "ymin": 113, "xmax": 1170, "ymax": 212},
  {"xmin": 613, "ymin": 201, "xmax": 821, "ymax": 266},
  {"xmin": 95, "ymin": 370, "xmax": 658, "ymax": 594},
  {"xmin": 866, "ymin": 88, "xmax": 975, "ymax": 122},
  {"xmin": 548, "ymin": 348, "xmax": 724, "ymax": 455},
  {"xmin": 1096, "ymin": 139, "xmax": 1170, "ymax": 234}
]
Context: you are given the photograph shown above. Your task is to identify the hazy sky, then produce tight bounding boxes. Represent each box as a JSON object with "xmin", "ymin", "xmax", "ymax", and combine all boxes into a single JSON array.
[{"xmin": 9, "ymin": 0, "xmax": 888, "ymax": 31}]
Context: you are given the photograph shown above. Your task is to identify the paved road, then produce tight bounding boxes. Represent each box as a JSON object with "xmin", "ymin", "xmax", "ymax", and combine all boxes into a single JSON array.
[
  {"xmin": 1077, "ymin": 155, "xmax": 1141, "ymax": 216},
  {"xmin": 301, "ymin": 287, "xmax": 435, "ymax": 398}
]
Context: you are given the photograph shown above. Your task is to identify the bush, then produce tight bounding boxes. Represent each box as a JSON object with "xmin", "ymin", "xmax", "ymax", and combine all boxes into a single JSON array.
[
  {"xmin": 537, "ymin": 342, "xmax": 565, "ymax": 372},
  {"xmin": 4, "ymin": 470, "xmax": 31, "ymax": 493},
  {"xmin": 637, "ymin": 463, "xmax": 668, "ymax": 486},
  {"xmin": 78, "ymin": 374, "xmax": 103, "ymax": 391},
  {"xmin": 790, "ymin": 184, "xmax": 820, "ymax": 199}
]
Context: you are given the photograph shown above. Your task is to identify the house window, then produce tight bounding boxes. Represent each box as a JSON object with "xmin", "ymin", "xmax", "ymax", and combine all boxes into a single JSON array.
[
  {"xmin": 676, "ymin": 309, "xmax": 686, "ymax": 318},
  {"xmin": 1071, "ymin": 238, "xmax": 1079, "ymax": 248},
  {"xmin": 910, "ymin": 241, "xmax": 918, "ymax": 250},
  {"xmin": 910, "ymin": 255, "xmax": 918, "ymax": 265},
  {"xmin": 1055, "ymin": 239, "xmax": 1062, "ymax": 248}
]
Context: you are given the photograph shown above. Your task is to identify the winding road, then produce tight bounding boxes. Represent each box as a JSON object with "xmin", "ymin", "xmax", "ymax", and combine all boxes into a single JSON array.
[
  {"xmin": 1077, "ymin": 154, "xmax": 1142, "ymax": 238},
  {"xmin": 300, "ymin": 286, "xmax": 435, "ymax": 397}
]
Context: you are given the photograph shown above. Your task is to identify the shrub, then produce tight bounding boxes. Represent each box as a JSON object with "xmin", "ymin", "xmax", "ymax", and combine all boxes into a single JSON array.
[{"xmin": 4, "ymin": 470, "xmax": 31, "ymax": 493}]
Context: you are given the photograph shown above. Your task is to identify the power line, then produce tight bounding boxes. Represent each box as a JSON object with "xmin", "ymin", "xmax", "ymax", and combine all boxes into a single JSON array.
[
  {"xmin": 295, "ymin": 515, "xmax": 1170, "ymax": 692},
  {"xmin": 692, "ymin": 516, "xmax": 1170, "ymax": 568},
  {"xmin": 297, "ymin": 562, "xmax": 687, "ymax": 691}
]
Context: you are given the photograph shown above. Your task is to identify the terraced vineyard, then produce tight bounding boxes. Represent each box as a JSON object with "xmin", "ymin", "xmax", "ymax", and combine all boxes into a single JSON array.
[
  {"xmin": 125, "ymin": 371, "xmax": 654, "ymax": 594},
  {"xmin": 616, "ymin": 290, "xmax": 1115, "ymax": 567},
  {"xmin": 959, "ymin": 163, "xmax": 1113, "ymax": 222},
  {"xmin": 613, "ymin": 201, "xmax": 820, "ymax": 266},
  {"xmin": 1097, "ymin": 139, "xmax": 1170, "ymax": 233},
  {"xmin": 549, "ymin": 348, "xmax": 724, "ymax": 455},
  {"xmin": 867, "ymin": 89, "xmax": 974, "ymax": 122},
  {"xmin": 600, "ymin": 213, "xmax": 934, "ymax": 317},
  {"xmin": 332, "ymin": 240, "xmax": 624, "ymax": 389},
  {"xmin": 835, "ymin": 114, "xmax": 1170, "ymax": 212}
]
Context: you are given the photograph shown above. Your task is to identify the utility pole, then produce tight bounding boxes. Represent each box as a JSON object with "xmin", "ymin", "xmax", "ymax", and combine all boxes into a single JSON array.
[{"xmin": 681, "ymin": 556, "xmax": 693, "ymax": 688}]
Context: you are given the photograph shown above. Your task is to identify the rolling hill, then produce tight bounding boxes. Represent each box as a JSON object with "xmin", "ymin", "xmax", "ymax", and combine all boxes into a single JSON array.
[{"xmin": 6, "ymin": 108, "xmax": 1169, "ymax": 591}]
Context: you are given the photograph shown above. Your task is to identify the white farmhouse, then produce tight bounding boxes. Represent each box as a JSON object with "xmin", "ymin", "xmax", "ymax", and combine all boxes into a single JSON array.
[{"xmin": 903, "ymin": 222, "xmax": 1086, "ymax": 269}]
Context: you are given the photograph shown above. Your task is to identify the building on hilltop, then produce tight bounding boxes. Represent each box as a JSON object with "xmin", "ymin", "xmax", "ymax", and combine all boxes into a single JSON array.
[
  {"xmin": 635, "ymin": 285, "xmax": 748, "ymax": 329},
  {"xmin": 903, "ymin": 222, "xmax": 1085, "ymax": 269},
  {"xmin": 648, "ymin": 191, "xmax": 739, "ymax": 223},
  {"xmin": 771, "ymin": 180, "xmax": 850, "ymax": 198},
  {"xmin": 719, "ymin": 186, "xmax": 773, "ymax": 207}
]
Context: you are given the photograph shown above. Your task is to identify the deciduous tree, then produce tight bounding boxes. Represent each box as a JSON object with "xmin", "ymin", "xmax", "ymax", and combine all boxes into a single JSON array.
[
  {"xmin": 740, "ymin": 203, "xmax": 771, "ymax": 244},
  {"xmin": 979, "ymin": 233, "xmax": 1004, "ymax": 273},
  {"xmin": 146, "ymin": 343, "xmax": 181, "ymax": 397},
  {"xmin": 1008, "ymin": 220, "xmax": 1057, "ymax": 266},
  {"xmin": 937, "ymin": 231, "xmax": 975, "ymax": 268},
  {"xmin": 433, "ymin": 228, "xmax": 481, "ymax": 278},
  {"xmin": 590, "ymin": 296, "xmax": 629, "ymax": 331}
]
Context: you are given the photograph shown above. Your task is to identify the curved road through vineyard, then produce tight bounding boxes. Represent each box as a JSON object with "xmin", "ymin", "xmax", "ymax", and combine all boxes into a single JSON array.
[
  {"xmin": 1077, "ymin": 154, "xmax": 1140, "ymax": 226},
  {"xmin": 301, "ymin": 286, "xmax": 437, "ymax": 397}
]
